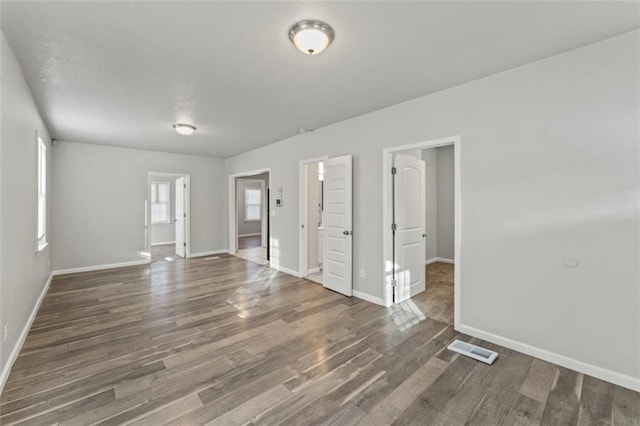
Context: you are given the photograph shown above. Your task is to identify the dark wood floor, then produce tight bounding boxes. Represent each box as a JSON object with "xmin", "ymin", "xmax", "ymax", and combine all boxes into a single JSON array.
[
  {"xmin": 238, "ymin": 235, "xmax": 262, "ymax": 249},
  {"xmin": 0, "ymin": 254, "xmax": 638, "ymax": 425},
  {"xmin": 416, "ymin": 262, "xmax": 455, "ymax": 325},
  {"xmin": 151, "ymin": 243, "xmax": 177, "ymax": 262}
]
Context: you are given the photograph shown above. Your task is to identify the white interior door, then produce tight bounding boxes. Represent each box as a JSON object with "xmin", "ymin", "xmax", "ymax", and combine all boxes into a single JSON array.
[
  {"xmin": 175, "ymin": 177, "xmax": 186, "ymax": 257},
  {"xmin": 394, "ymin": 153, "xmax": 426, "ymax": 302},
  {"xmin": 322, "ymin": 155, "xmax": 353, "ymax": 296}
]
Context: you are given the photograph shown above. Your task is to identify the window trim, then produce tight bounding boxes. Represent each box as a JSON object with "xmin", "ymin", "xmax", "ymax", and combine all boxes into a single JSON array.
[
  {"xmin": 244, "ymin": 187, "xmax": 262, "ymax": 222},
  {"xmin": 36, "ymin": 133, "xmax": 47, "ymax": 252},
  {"xmin": 150, "ymin": 181, "xmax": 172, "ymax": 224}
]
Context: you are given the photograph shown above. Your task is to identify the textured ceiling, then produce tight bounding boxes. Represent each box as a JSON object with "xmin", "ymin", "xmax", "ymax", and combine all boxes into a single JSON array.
[{"xmin": 2, "ymin": 1, "xmax": 638, "ymax": 158}]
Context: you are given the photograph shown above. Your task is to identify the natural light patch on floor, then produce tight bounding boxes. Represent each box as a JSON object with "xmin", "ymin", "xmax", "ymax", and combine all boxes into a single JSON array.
[
  {"xmin": 390, "ymin": 299, "xmax": 426, "ymax": 331},
  {"xmin": 228, "ymin": 267, "xmax": 280, "ymax": 318}
]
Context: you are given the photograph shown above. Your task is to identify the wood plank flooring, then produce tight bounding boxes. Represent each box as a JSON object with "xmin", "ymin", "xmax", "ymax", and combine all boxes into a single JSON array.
[
  {"xmin": 151, "ymin": 244, "xmax": 178, "ymax": 263},
  {"xmin": 0, "ymin": 254, "xmax": 637, "ymax": 425},
  {"xmin": 236, "ymin": 236, "xmax": 267, "ymax": 266}
]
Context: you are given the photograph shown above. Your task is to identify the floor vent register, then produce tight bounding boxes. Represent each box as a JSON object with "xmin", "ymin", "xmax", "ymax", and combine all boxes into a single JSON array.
[{"xmin": 447, "ymin": 340, "xmax": 498, "ymax": 365}]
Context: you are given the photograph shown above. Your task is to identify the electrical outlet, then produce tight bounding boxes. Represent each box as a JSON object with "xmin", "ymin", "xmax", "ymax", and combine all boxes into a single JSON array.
[
  {"xmin": 3, "ymin": 324, "xmax": 8, "ymax": 342},
  {"xmin": 360, "ymin": 268, "xmax": 365, "ymax": 279}
]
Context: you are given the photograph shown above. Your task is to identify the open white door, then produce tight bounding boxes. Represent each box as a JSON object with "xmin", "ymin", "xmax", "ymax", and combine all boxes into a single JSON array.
[
  {"xmin": 322, "ymin": 155, "xmax": 353, "ymax": 296},
  {"xmin": 175, "ymin": 177, "xmax": 186, "ymax": 257},
  {"xmin": 394, "ymin": 153, "xmax": 426, "ymax": 302}
]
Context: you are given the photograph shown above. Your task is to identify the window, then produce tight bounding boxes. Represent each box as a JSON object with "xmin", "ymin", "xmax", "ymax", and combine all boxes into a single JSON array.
[
  {"xmin": 37, "ymin": 135, "xmax": 47, "ymax": 250},
  {"xmin": 151, "ymin": 182, "xmax": 171, "ymax": 223},
  {"xmin": 245, "ymin": 188, "xmax": 262, "ymax": 221}
]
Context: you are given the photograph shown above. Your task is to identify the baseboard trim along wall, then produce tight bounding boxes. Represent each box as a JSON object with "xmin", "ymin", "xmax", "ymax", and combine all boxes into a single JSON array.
[
  {"xmin": 307, "ymin": 267, "xmax": 320, "ymax": 274},
  {"xmin": 270, "ymin": 264, "xmax": 303, "ymax": 278},
  {"xmin": 190, "ymin": 250, "xmax": 229, "ymax": 258},
  {"xmin": 0, "ymin": 273, "xmax": 53, "ymax": 395},
  {"xmin": 458, "ymin": 324, "xmax": 640, "ymax": 392},
  {"xmin": 238, "ymin": 233, "xmax": 261, "ymax": 237},
  {"xmin": 425, "ymin": 257, "xmax": 455, "ymax": 265},
  {"xmin": 353, "ymin": 290, "xmax": 386, "ymax": 307},
  {"xmin": 52, "ymin": 259, "xmax": 150, "ymax": 276},
  {"xmin": 151, "ymin": 241, "xmax": 175, "ymax": 246}
]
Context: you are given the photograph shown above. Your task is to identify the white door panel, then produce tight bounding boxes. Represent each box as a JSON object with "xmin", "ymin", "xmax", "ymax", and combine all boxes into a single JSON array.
[
  {"xmin": 322, "ymin": 155, "xmax": 353, "ymax": 297},
  {"xmin": 394, "ymin": 154, "xmax": 426, "ymax": 302}
]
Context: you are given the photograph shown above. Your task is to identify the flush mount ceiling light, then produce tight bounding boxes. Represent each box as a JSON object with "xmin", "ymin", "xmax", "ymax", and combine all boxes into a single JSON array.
[
  {"xmin": 173, "ymin": 123, "xmax": 196, "ymax": 136},
  {"xmin": 289, "ymin": 20, "xmax": 334, "ymax": 55}
]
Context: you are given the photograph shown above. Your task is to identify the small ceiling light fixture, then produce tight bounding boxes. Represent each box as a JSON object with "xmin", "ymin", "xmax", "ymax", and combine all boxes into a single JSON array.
[
  {"xmin": 173, "ymin": 123, "xmax": 196, "ymax": 136},
  {"xmin": 289, "ymin": 20, "xmax": 335, "ymax": 55}
]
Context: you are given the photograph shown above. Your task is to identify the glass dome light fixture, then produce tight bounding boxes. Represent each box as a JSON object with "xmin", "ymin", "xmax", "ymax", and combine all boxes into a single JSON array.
[
  {"xmin": 173, "ymin": 123, "xmax": 196, "ymax": 136},
  {"xmin": 289, "ymin": 20, "xmax": 335, "ymax": 55}
]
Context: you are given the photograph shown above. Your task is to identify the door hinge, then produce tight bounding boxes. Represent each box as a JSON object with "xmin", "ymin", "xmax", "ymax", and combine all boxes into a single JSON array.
[
  {"xmin": 184, "ymin": 213, "xmax": 186, "ymax": 218},
  {"xmin": 184, "ymin": 184, "xmax": 187, "ymax": 189},
  {"xmin": 391, "ymin": 223, "xmax": 397, "ymax": 232},
  {"xmin": 184, "ymin": 242, "xmax": 186, "ymax": 247},
  {"xmin": 391, "ymin": 279, "xmax": 397, "ymax": 288},
  {"xmin": 391, "ymin": 166, "xmax": 397, "ymax": 175}
]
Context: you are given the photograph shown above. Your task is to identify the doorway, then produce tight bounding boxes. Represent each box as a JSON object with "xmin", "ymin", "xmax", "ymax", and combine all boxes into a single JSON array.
[
  {"xmin": 299, "ymin": 155, "xmax": 353, "ymax": 297},
  {"xmin": 299, "ymin": 157, "xmax": 327, "ymax": 284},
  {"xmin": 146, "ymin": 172, "xmax": 191, "ymax": 263},
  {"xmin": 382, "ymin": 136, "xmax": 461, "ymax": 328},
  {"xmin": 229, "ymin": 170, "xmax": 270, "ymax": 266}
]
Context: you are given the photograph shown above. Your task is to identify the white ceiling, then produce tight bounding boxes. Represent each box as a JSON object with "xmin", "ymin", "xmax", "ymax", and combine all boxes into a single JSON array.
[{"xmin": 2, "ymin": 1, "xmax": 638, "ymax": 158}]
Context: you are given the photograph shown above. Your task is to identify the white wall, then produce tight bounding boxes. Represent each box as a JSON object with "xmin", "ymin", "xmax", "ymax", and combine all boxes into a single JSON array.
[
  {"xmin": 435, "ymin": 145, "xmax": 454, "ymax": 260},
  {"xmin": 150, "ymin": 175, "xmax": 177, "ymax": 245},
  {"xmin": 52, "ymin": 142, "xmax": 227, "ymax": 270},
  {"xmin": 225, "ymin": 31, "xmax": 640, "ymax": 388},
  {"xmin": 0, "ymin": 32, "xmax": 52, "ymax": 390}
]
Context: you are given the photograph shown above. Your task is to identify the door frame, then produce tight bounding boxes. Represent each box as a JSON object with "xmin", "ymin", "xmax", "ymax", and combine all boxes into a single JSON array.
[
  {"xmin": 228, "ymin": 168, "xmax": 270, "ymax": 255},
  {"xmin": 382, "ymin": 135, "xmax": 461, "ymax": 328},
  {"xmin": 146, "ymin": 172, "xmax": 191, "ymax": 260},
  {"xmin": 299, "ymin": 156, "xmax": 329, "ymax": 277}
]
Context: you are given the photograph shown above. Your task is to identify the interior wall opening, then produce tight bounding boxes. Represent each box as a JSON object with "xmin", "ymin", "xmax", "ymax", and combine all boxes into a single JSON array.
[
  {"xmin": 392, "ymin": 145, "xmax": 455, "ymax": 324},
  {"xmin": 299, "ymin": 155, "xmax": 353, "ymax": 298},
  {"xmin": 301, "ymin": 160, "xmax": 325, "ymax": 284},
  {"xmin": 146, "ymin": 172, "xmax": 191, "ymax": 263},
  {"xmin": 382, "ymin": 136, "xmax": 460, "ymax": 328},
  {"xmin": 232, "ymin": 172, "xmax": 270, "ymax": 266}
]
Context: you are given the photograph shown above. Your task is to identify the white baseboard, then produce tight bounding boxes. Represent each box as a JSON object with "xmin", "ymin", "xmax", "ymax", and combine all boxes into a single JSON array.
[
  {"xmin": 425, "ymin": 257, "xmax": 455, "ymax": 265},
  {"xmin": 151, "ymin": 241, "xmax": 175, "ymax": 246},
  {"xmin": 458, "ymin": 324, "xmax": 640, "ymax": 392},
  {"xmin": 307, "ymin": 267, "xmax": 320, "ymax": 274},
  {"xmin": 190, "ymin": 249, "xmax": 229, "ymax": 258},
  {"xmin": 270, "ymin": 264, "xmax": 303, "ymax": 278},
  {"xmin": 353, "ymin": 290, "xmax": 386, "ymax": 307},
  {"xmin": 0, "ymin": 273, "xmax": 52, "ymax": 395},
  {"xmin": 238, "ymin": 233, "xmax": 261, "ymax": 237},
  {"xmin": 52, "ymin": 259, "xmax": 149, "ymax": 276}
]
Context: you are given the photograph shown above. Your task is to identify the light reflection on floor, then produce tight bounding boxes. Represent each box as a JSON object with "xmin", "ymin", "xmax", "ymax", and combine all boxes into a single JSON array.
[{"xmin": 390, "ymin": 299, "xmax": 427, "ymax": 332}]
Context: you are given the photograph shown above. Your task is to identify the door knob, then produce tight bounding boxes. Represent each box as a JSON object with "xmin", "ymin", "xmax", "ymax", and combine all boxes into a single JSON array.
[
  {"xmin": 343, "ymin": 230, "xmax": 352, "ymax": 236},
  {"xmin": 422, "ymin": 233, "xmax": 427, "ymax": 238}
]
